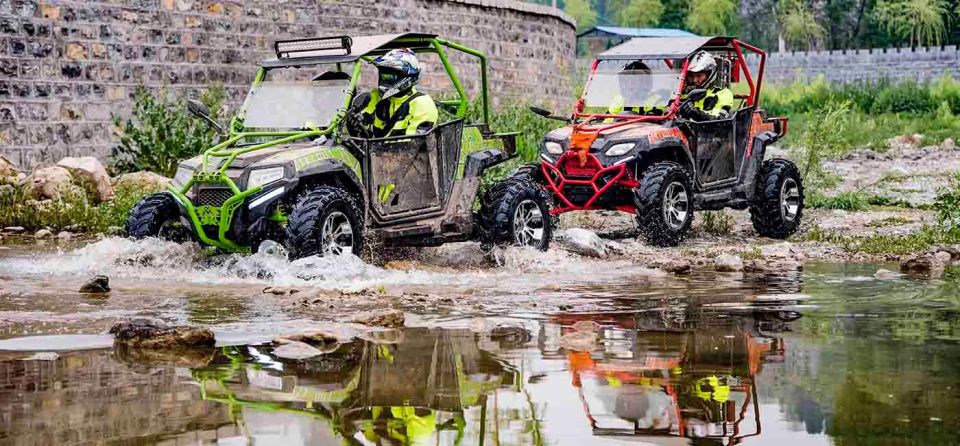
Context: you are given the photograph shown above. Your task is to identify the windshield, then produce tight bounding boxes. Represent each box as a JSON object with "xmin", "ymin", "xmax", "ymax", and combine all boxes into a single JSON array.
[
  {"xmin": 242, "ymin": 78, "xmax": 350, "ymax": 129},
  {"xmin": 582, "ymin": 59, "xmax": 682, "ymax": 112}
]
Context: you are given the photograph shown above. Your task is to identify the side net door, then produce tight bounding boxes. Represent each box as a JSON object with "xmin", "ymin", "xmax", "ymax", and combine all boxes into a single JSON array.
[{"xmin": 362, "ymin": 120, "xmax": 464, "ymax": 222}]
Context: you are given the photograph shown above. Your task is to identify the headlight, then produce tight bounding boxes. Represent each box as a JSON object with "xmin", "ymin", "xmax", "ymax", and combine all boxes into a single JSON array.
[
  {"xmin": 246, "ymin": 166, "xmax": 285, "ymax": 190},
  {"xmin": 604, "ymin": 142, "xmax": 635, "ymax": 157},
  {"xmin": 172, "ymin": 165, "xmax": 194, "ymax": 189},
  {"xmin": 544, "ymin": 141, "xmax": 564, "ymax": 155}
]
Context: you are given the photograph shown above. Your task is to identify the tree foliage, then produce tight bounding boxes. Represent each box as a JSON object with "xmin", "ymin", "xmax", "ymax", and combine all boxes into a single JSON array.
[
  {"xmin": 616, "ymin": 0, "xmax": 664, "ymax": 27},
  {"xmin": 779, "ymin": 0, "xmax": 826, "ymax": 50},
  {"xmin": 686, "ymin": 0, "xmax": 738, "ymax": 35},
  {"xmin": 873, "ymin": 0, "xmax": 951, "ymax": 47},
  {"xmin": 564, "ymin": 0, "xmax": 598, "ymax": 30}
]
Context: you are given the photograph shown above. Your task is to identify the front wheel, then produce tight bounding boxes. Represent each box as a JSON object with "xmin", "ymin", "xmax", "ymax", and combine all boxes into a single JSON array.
[
  {"xmin": 126, "ymin": 192, "xmax": 188, "ymax": 241},
  {"xmin": 750, "ymin": 159, "xmax": 804, "ymax": 238},
  {"xmin": 635, "ymin": 161, "xmax": 694, "ymax": 247},
  {"xmin": 284, "ymin": 186, "xmax": 364, "ymax": 259},
  {"xmin": 478, "ymin": 177, "xmax": 552, "ymax": 251}
]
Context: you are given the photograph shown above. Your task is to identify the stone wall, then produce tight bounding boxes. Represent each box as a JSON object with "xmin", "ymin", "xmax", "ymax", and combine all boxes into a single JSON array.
[
  {"xmin": 755, "ymin": 46, "xmax": 960, "ymax": 85},
  {"xmin": 0, "ymin": 0, "xmax": 576, "ymax": 170}
]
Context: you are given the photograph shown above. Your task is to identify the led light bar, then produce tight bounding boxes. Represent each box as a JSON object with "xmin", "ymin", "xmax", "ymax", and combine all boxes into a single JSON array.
[{"xmin": 275, "ymin": 36, "xmax": 352, "ymax": 59}]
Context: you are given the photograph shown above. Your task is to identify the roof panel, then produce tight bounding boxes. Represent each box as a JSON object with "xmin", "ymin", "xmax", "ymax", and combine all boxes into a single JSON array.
[
  {"xmin": 598, "ymin": 36, "xmax": 715, "ymax": 60},
  {"xmin": 578, "ymin": 26, "xmax": 698, "ymax": 39}
]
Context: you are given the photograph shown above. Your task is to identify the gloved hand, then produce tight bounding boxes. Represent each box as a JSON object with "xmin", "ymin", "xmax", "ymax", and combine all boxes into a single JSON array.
[{"xmin": 678, "ymin": 100, "xmax": 711, "ymax": 121}]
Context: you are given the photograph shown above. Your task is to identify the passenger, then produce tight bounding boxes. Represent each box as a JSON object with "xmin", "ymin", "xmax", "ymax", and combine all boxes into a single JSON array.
[
  {"xmin": 607, "ymin": 60, "xmax": 667, "ymax": 118},
  {"xmin": 352, "ymin": 48, "xmax": 439, "ymax": 137},
  {"xmin": 678, "ymin": 50, "xmax": 734, "ymax": 121}
]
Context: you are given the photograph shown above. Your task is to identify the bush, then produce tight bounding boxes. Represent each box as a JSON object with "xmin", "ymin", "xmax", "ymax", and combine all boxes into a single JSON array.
[
  {"xmin": 934, "ymin": 172, "xmax": 960, "ymax": 229},
  {"xmin": 0, "ymin": 183, "xmax": 152, "ymax": 233},
  {"xmin": 787, "ymin": 101, "xmax": 851, "ymax": 191},
  {"xmin": 112, "ymin": 84, "xmax": 226, "ymax": 177}
]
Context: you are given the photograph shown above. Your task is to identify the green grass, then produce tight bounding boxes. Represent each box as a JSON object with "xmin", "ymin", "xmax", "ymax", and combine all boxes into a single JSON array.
[
  {"xmin": 806, "ymin": 191, "xmax": 871, "ymax": 211},
  {"xmin": 0, "ymin": 184, "xmax": 150, "ymax": 233},
  {"xmin": 797, "ymin": 225, "xmax": 960, "ymax": 255},
  {"xmin": 700, "ymin": 211, "xmax": 734, "ymax": 235}
]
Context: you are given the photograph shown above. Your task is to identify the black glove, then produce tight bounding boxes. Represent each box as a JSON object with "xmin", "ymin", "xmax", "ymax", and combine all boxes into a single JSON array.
[{"xmin": 678, "ymin": 101, "xmax": 711, "ymax": 121}]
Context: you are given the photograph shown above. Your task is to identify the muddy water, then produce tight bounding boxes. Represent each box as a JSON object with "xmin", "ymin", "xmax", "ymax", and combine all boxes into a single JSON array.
[{"xmin": 0, "ymin": 239, "xmax": 958, "ymax": 445}]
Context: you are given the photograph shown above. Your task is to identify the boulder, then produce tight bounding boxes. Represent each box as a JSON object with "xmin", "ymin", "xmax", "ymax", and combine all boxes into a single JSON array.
[
  {"xmin": 57, "ymin": 156, "xmax": 114, "ymax": 202},
  {"xmin": 113, "ymin": 343, "xmax": 215, "ymax": 368},
  {"xmin": 2, "ymin": 226, "xmax": 25, "ymax": 234},
  {"xmin": 112, "ymin": 171, "xmax": 171, "ymax": 193},
  {"xmin": 274, "ymin": 329, "xmax": 339, "ymax": 345},
  {"xmin": 900, "ymin": 251, "xmax": 952, "ymax": 278},
  {"xmin": 941, "ymin": 138, "xmax": 957, "ymax": 151},
  {"xmin": 556, "ymin": 228, "xmax": 608, "ymax": 258},
  {"xmin": 560, "ymin": 331, "xmax": 598, "ymax": 352},
  {"xmin": 272, "ymin": 341, "xmax": 323, "ymax": 360},
  {"xmin": 34, "ymin": 228, "xmax": 52, "ymax": 239},
  {"xmin": 874, "ymin": 269, "xmax": 900, "ymax": 280},
  {"xmin": 57, "ymin": 231, "xmax": 73, "ymax": 241},
  {"xmin": 887, "ymin": 134, "xmax": 923, "ymax": 150},
  {"xmin": 0, "ymin": 155, "xmax": 19, "ymax": 184},
  {"xmin": 30, "ymin": 166, "xmax": 74, "ymax": 200},
  {"xmin": 79, "ymin": 275, "xmax": 110, "ymax": 293},
  {"xmin": 662, "ymin": 260, "xmax": 692, "ymax": 275},
  {"xmin": 350, "ymin": 309, "xmax": 405, "ymax": 328},
  {"xmin": 109, "ymin": 319, "xmax": 215, "ymax": 349},
  {"xmin": 714, "ymin": 254, "xmax": 744, "ymax": 272}
]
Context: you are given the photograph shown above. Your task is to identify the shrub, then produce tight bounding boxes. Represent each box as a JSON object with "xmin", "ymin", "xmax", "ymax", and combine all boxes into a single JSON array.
[
  {"xmin": 701, "ymin": 211, "xmax": 734, "ymax": 235},
  {"xmin": 934, "ymin": 172, "xmax": 960, "ymax": 229},
  {"xmin": 112, "ymin": 84, "xmax": 226, "ymax": 177},
  {"xmin": 0, "ymin": 183, "xmax": 151, "ymax": 233},
  {"xmin": 788, "ymin": 101, "xmax": 851, "ymax": 191}
]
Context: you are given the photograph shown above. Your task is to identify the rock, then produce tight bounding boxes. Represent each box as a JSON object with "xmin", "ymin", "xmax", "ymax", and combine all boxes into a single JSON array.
[
  {"xmin": 831, "ymin": 209, "xmax": 847, "ymax": 217},
  {"xmin": 358, "ymin": 329, "xmax": 404, "ymax": 345},
  {"xmin": 274, "ymin": 329, "xmax": 339, "ymax": 345},
  {"xmin": 21, "ymin": 352, "xmax": 59, "ymax": 361},
  {"xmin": 888, "ymin": 134, "xmax": 923, "ymax": 150},
  {"xmin": 113, "ymin": 343, "xmax": 215, "ymax": 368},
  {"xmin": 932, "ymin": 245, "xmax": 960, "ymax": 261},
  {"xmin": 56, "ymin": 231, "xmax": 73, "ymax": 241},
  {"xmin": 350, "ymin": 309, "xmax": 405, "ymax": 328},
  {"xmin": 663, "ymin": 260, "xmax": 692, "ymax": 274},
  {"xmin": 112, "ymin": 171, "xmax": 171, "ymax": 193},
  {"xmin": 34, "ymin": 229, "xmax": 52, "ymax": 239},
  {"xmin": 109, "ymin": 319, "xmax": 215, "ymax": 349},
  {"xmin": 2, "ymin": 226, "xmax": 25, "ymax": 234},
  {"xmin": 714, "ymin": 254, "xmax": 744, "ymax": 272},
  {"xmin": 874, "ymin": 269, "xmax": 900, "ymax": 280},
  {"xmin": 571, "ymin": 320, "xmax": 601, "ymax": 333},
  {"xmin": 30, "ymin": 166, "xmax": 74, "ymax": 200},
  {"xmin": 941, "ymin": 138, "xmax": 957, "ymax": 151},
  {"xmin": 263, "ymin": 286, "xmax": 300, "ymax": 295},
  {"xmin": 900, "ymin": 251, "xmax": 952, "ymax": 278},
  {"xmin": 560, "ymin": 331, "xmax": 598, "ymax": 352},
  {"xmin": 79, "ymin": 275, "xmax": 110, "ymax": 293},
  {"xmin": 885, "ymin": 166, "xmax": 910, "ymax": 177},
  {"xmin": 556, "ymin": 228, "xmax": 607, "ymax": 258},
  {"xmin": 57, "ymin": 156, "xmax": 114, "ymax": 202},
  {"xmin": 0, "ymin": 155, "xmax": 19, "ymax": 184},
  {"xmin": 272, "ymin": 341, "xmax": 323, "ymax": 360}
]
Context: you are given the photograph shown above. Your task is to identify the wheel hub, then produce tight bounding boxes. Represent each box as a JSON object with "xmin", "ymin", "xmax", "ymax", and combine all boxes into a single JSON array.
[
  {"xmin": 321, "ymin": 211, "xmax": 354, "ymax": 255},
  {"xmin": 513, "ymin": 199, "xmax": 545, "ymax": 247},
  {"xmin": 780, "ymin": 178, "xmax": 800, "ymax": 222},
  {"xmin": 663, "ymin": 182, "xmax": 689, "ymax": 231}
]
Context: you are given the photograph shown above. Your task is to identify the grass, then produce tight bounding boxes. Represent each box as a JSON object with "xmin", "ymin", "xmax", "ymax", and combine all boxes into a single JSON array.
[
  {"xmin": 797, "ymin": 224, "xmax": 960, "ymax": 255},
  {"xmin": 806, "ymin": 191, "xmax": 871, "ymax": 211},
  {"xmin": 0, "ymin": 184, "xmax": 150, "ymax": 233},
  {"xmin": 700, "ymin": 211, "xmax": 734, "ymax": 235},
  {"xmin": 865, "ymin": 216, "xmax": 914, "ymax": 228}
]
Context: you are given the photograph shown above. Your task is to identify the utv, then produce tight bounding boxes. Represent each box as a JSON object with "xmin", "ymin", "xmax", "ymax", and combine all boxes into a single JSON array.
[
  {"xmin": 126, "ymin": 34, "xmax": 552, "ymax": 258},
  {"xmin": 524, "ymin": 36, "xmax": 800, "ymax": 246}
]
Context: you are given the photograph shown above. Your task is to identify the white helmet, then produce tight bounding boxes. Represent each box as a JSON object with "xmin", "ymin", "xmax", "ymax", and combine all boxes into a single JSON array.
[{"xmin": 686, "ymin": 50, "xmax": 718, "ymax": 88}]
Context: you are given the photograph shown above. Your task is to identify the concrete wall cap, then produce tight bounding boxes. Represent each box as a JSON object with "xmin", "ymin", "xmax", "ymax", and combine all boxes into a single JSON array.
[{"xmin": 447, "ymin": 0, "xmax": 576, "ymax": 28}]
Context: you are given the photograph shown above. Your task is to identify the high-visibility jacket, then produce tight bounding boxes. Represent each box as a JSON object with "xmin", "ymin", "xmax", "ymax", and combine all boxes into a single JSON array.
[
  {"xmin": 359, "ymin": 88, "xmax": 439, "ymax": 137},
  {"xmin": 686, "ymin": 87, "xmax": 735, "ymax": 118}
]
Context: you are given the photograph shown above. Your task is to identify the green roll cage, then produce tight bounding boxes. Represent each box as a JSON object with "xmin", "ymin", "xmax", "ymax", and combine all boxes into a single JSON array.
[{"xmin": 165, "ymin": 36, "xmax": 492, "ymax": 252}]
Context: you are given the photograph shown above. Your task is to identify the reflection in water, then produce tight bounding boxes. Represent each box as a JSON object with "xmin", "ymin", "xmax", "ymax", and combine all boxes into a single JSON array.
[{"xmin": 2, "ymin": 266, "xmax": 960, "ymax": 445}]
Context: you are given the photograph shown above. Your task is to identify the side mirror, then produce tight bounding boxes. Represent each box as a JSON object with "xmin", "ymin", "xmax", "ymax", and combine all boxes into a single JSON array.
[
  {"xmin": 686, "ymin": 88, "xmax": 708, "ymax": 102},
  {"xmin": 187, "ymin": 99, "xmax": 224, "ymax": 135},
  {"xmin": 529, "ymin": 106, "xmax": 552, "ymax": 117}
]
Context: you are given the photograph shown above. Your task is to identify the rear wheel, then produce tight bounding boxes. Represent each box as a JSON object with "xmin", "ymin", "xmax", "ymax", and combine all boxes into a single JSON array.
[
  {"xmin": 479, "ymin": 177, "xmax": 552, "ymax": 251},
  {"xmin": 126, "ymin": 193, "xmax": 188, "ymax": 241},
  {"xmin": 635, "ymin": 161, "xmax": 694, "ymax": 247},
  {"xmin": 284, "ymin": 186, "xmax": 364, "ymax": 259},
  {"xmin": 750, "ymin": 159, "xmax": 804, "ymax": 238}
]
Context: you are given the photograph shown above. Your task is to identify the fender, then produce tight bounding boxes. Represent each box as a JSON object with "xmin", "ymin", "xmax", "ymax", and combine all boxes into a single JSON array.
[
  {"xmin": 297, "ymin": 158, "xmax": 366, "ymax": 203},
  {"xmin": 738, "ymin": 131, "xmax": 778, "ymax": 200}
]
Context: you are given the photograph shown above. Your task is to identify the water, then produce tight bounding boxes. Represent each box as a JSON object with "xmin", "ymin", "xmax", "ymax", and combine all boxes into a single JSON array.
[{"xmin": 0, "ymin": 238, "xmax": 958, "ymax": 445}]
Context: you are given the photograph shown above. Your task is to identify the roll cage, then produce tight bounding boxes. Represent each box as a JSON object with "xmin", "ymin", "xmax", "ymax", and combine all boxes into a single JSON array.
[{"xmin": 572, "ymin": 36, "xmax": 768, "ymax": 132}]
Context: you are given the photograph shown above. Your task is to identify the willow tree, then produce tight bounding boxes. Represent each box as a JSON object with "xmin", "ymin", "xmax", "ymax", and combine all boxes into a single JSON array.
[
  {"xmin": 616, "ymin": 0, "xmax": 664, "ymax": 27},
  {"xmin": 565, "ymin": 0, "xmax": 598, "ymax": 30},
  {"xmin": 686, "ymin": 0, "xmax": 738, "ymax": 35},
  {"xmin": 874, "ymin": 0, "xmax": 951, "ymax": 47},
  {"xmin": 779, "ymin": 0, "xmax": 825, "ymax": 50}
]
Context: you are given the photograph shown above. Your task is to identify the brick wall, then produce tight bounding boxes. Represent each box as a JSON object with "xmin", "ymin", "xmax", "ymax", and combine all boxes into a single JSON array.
[
  {"xmin": 754, "ymin": 45, "xmax": 960, "ymax": 85},
  {"xmin": 0, "ymin": 0, "xmax": 576, "ymax": 170}
]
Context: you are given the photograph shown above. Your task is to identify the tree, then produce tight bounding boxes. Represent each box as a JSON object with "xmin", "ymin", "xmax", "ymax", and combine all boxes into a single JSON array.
[
  {"xmin": 779, "ymin": 0, "xmax": 826, "ymax": 50},
  {"xmin": 873, "ymin": 0, "xmax": 951, "ymax": 47},
  {"xmin": 565, "ymin": 0, "xmax": 598, "ymax": 30},
  {"xmin": 686, "ymin": 0, "xmax": 738, "ymax": 35},
  {"xmin": 616, "ymin": 0, "xmax": 664, "ymax": 27}
]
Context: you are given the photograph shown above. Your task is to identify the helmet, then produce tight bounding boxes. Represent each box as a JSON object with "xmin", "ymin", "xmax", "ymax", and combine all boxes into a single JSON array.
[
  {"xmin": 686, "ymin": 50, "xmax": 717, "ymax": 88},
  {"xmin": 372, "ymin": 48, "xmax": 421, "ymax": 99},
  {"xmin": 623, "ymin": 60, "xmax": 651, "ymax": 73}
]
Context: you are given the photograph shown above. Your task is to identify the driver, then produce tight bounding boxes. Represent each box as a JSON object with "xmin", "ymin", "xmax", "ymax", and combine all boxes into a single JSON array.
[
  {"xmin": 350, "ymin": 48, "xmax": 439, "ymax": 137},
  {"xmin": 677, "ymin": 50, "xmax": 734, "ymax": 121}
]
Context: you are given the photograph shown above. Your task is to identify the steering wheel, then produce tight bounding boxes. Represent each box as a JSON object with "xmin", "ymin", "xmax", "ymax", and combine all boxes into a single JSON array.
[{"xmin": 342, "ymin": 109, "xmax": 373, "ymax": 139}]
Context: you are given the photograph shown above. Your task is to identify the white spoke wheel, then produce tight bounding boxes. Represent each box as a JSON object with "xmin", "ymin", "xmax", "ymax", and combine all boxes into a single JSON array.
[
  {"xmin": 320, "ymin": 211, "xmax": 354, "ymax": 255},
  {"xmin": 662, "ymin": 182, "xmax": 689, "ymax": 231},
  {"xmin": 513, "ymin": 199, "xmax": 546, "ymax": 247}
]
